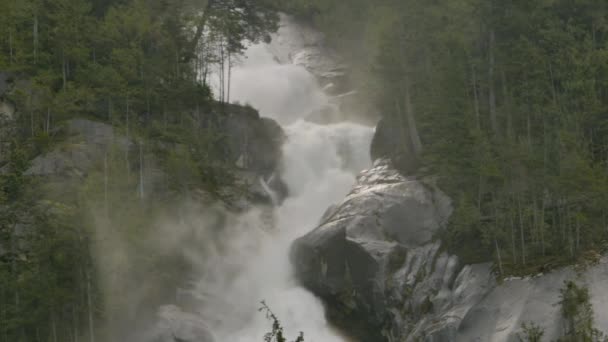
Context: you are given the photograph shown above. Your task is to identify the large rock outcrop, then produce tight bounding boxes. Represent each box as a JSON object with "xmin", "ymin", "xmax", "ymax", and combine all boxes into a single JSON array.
[
  {"xmin": 291, "ymin": 159, "xmax": 458, "ymax": 341},
  {"xmin": 18, "ymin": 102, "xmax": 286, "ymax": 205},
  {"xmin": 137, "ymin": 305, "xmax": 215, "ymax": 342},
  {"xmin": 291, "ymin": 159, "xmax": 608, "ymax": 342}
]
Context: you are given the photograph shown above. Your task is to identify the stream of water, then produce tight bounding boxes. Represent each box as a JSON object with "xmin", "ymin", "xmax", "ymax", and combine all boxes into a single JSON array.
[{"xmin": 200, "ymin": 26, "xmax": 374, "ymax": 342}]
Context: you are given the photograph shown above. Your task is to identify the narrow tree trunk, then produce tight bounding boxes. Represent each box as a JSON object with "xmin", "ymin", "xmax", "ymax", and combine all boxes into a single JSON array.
[
  {"xmin": 146, "ymin": 89, "xmax": 151, "ymax": 122},
  {"xmin": 527, "ymin": 114, "xmax": 532, "ymax": 150},
  {"xmin": 495, "ymin": 237, "xmax": 504, "ymax": 276},
  {"xmin": 518, "ymin": 195, "xmax": 526, "ymax": 265},
  {"xmin": 126, "ymin": 97, "xmax": 131, "ymax": 177},
  {"xmin": 139, "ymin": 142, "xmax": 144, "ymax": 200},
  {"xmin": 73, "ymin": 305, "xmax": 79, "ymax": 342},
  {"xmin": 46, "ymin": 108, "xmax": 51, "ymax": 134},
  {"xmin": 575, "ymin": 212, "xmax": 581, "ymax": 252},
  {"xmin": 540, "ymin": 193, "xmax": 546, "ymax": 256},
  {"xmin": 86, "ymin": 270, "xmax": 95, "ymax": 342},
  {"xmin": 34, "ymin": 13, "xmax": 39, "ymax": 63},
  {"xmin": 30, "ymin": 107, "xmax": 35, "ymax": 138},
  {"xmin": 107, "ymin": 98, "xmax": 112, "ymax": 122},
  {"xmin": 404, "ymin": 77, "xmax": 423, "ymax": 155},
  {"xmin": 477, "ymin": 173, "xmax": 483, "ymax": 211},
  {"xmin": 62, "ymin": 52, "xmax": 68, "ymax": 90},
  {"xmin": 1, "ymin": 286, "xmax": 7, "ymax": 341},
  {"xmin": 126, "ymin": 96, "xmax": 130, "ymax": 140},
  {"xmin": 471, "ymin": 63, "xmax": 481, "ymax": 130},
  {"xmin": 510, "ymin": 213, "xmax": 517, "ymax": 264},
  {"xmin": 52, "ymin": 310, "xmax": 58, "ymax": 342},
  {"xmin": 501, "ymin": 70, "xmax": 512, "ymax": 140},
  {"xmin": 488, "ymin": 29, "xmax": 498, "ymax": 135},
  {"xmin": 104, "ymin": 153, "xmax": 109, "ymax": 217},
  {"xmin": 549, "ymin": 63, "xmax": 561, "ymax": 111},
  {"xmin": 566, "ymin": 205, "xmax": 573, "ymax": 258},
  {"xmin": 8, "ymin": 28, "xmax": 13, "ymax": 65},
  {"xmin": 227, "ymin": 51, "xmax": 232, "ymax": 104}
]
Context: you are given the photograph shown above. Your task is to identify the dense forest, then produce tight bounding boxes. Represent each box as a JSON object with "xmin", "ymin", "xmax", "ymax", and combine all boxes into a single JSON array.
[
  {"xmin": 3, "ymin": 0, "xmax": 608, "ymax": 340},
  {"xmin": 282, "ymin": 0, "xmax": 608, "ymax": 275},
  {"xmin": 0, "ymin": 0, "xmax": 279, "ymax": 340}
]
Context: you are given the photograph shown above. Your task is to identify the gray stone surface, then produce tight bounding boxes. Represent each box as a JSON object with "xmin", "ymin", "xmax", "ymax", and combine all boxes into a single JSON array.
[
  {"xmin": 142, "ymin": 305, "xmax": 215, "ymax": 342},
  {"xmin": 291, "ymin": 159, "xmax": 456, "ymax": 341},
  {"xmin": 268, "ymin": 15, "xmax": 347, "ymax": 93},
  {"xmin": 26, "ymin": 119, "xmax": 132, "ymax": 177},
  {"xmin": 292, "ymin": 159, "xmax": 608, "ymax": 342}
]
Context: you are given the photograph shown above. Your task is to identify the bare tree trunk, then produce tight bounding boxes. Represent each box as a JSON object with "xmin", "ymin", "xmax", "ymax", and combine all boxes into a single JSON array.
[
  {"xmin": 8, "ymin": 28, "xmax": 13, "ymax": 65},
  {"xmin": 126, "ymin": 96, "xmax": 130, "ymax": 140},
  {"xmin": 518, "ymin": 195, "xmax": 526, "ymax": 265},
  {"xmin": 488, "ymin": 29, "xmax": 498, "ymax": 135},
  {"xmin": 540, "ymin": 193, "xmax": 546, "ymax": 256},
  {"xmin": 227, "ymin": 50, "xmax": 232, "ymax": 104},
  {"xmin": 34, "ymin": 12, "xmax": 39, "ymax": 63},
  {"xmin": 73, "ymin": 305, "xmax": 79, "ymax": 342},
  {"xmin": 139, "ymin": 142, "xmax": 144, "ymax": 200},
  {"xmin": 46, "ymin": 108, "xmax": 51, "ymax": 134},
  {"xmin": 125, "ymin": 96, "xmax": 131, "ymax": 178},
  {"xmin": 501, "ymin": 70, "xmax": 512, "ymax": 140},
  {"xmin": 51, "ymin": 310, "xmax": 58, "ymax": 342},
  {"xmin": 107, "ymin": 98, "xmax": 112, "ymax": 122},
  {"xmin": 146, "ymin": 88, "xmax": 151, "ymax": 122},
  {"xmin": 30, "ymin": 103, "xmax": 35, "ymax": 138},
  {"xmin": 86, "ymin": 270, "xmax": 95, "ymax": 342},
  {"xmin": 104, "ymin": 153, "xmax": 109, "ymax": 218},
  {"xmin": 404, "ymin": 77, "xmax": 423, "ymax": 155},
  {"xmin": 495, "ymin": 237, "xmax": 504, "ymax": 276},
  {"xmin": 472, "ymin": 63, "xmax": 481, "ymax": 130},
  {"xmin": 510, "ymin": 213, "xmax": 517, "ymax": 264},
  {"xmin": 1, "ymin": 286, "xmax": 7, "ymax": 341},
  {"xmin": 575, "ymin": 212, "xmax": 581, "ymax": 252},
  {"xmin": 527, "ymin": 114, "xmax": 532, "ymax": 150},
  {"xmin": 566, "ymin": 205, "xmax": 573, "ymax": 258},
  {"xmin": 62, "ymin": 51, "xmax": 68, "ymax": 90}
]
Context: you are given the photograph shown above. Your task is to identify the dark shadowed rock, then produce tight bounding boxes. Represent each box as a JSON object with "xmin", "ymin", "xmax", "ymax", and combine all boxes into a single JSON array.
[
  {"xmin": 292, "ymin": 158, "xmax": 608, "ymax": 341},
  {"xmin": 291, "ymin": 159, "xmax": 457, "ymax": 341},
  {"xmin": 25, "ymin": 119, "xmax": 132, "ymax": 177},
  {"xmin": 370, "ymin": 117, "xmax": 419, "ymax": 175}
]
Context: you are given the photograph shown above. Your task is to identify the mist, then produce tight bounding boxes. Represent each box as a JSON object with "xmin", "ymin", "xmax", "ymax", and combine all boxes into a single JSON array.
[{"xmin": 83, "ymin": 15, "xmax": 376, "ymax": 342}]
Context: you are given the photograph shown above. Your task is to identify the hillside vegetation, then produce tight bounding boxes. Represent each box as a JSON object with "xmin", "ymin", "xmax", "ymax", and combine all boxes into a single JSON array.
[{"xmin": 281, "ymin": 0, "xmax": 608, "ymax": 275}]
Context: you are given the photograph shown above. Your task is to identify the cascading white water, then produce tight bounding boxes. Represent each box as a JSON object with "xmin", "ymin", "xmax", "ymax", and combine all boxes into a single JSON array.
[{"xmin": 200, "ymin": 25, "xmax": 374, "ymax": 342}]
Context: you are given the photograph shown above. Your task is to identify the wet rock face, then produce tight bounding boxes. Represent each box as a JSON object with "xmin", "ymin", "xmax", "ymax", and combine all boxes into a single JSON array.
[
  {"xmin": 292, "ymin": 159, "xmax": 608, "ymax": 341},
  {"xmin": 220, "ymin": 104, "xmax": 285, "ymax": 178},
  {"xmin": 291, "ymin": 159, "xmax": 465, "ymax": 341},
  {"xmin": 26, "ymin": 119, "xmax": 132, "ymax": 178},
  {"xmin": 370, "ymin": 117, "xmax": 419, "ymax": 175},
  {"xmin": 140, "ymin": 305, "xmax": 215, "ymax": 342}
]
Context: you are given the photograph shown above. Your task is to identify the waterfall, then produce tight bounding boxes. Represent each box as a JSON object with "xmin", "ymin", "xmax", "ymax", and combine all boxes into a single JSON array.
[{"xmin": 172, "ymin": 17, "xmax": 375, "ymax": 342}]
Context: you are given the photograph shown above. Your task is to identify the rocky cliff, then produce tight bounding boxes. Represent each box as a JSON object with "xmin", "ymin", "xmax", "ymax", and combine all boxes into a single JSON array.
[{"xmin": 292, "ymin": 159, "xmax": 608, "ymax": 342}]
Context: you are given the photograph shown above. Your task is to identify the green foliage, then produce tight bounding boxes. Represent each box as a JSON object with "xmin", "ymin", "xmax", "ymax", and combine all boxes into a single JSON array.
[
  {"xmin": 0, "ymin": 142, "xmax": 95, "ymax": 342},
  {"xmin": 281, "ymin": 0, "xmax": 608, "ymax": 275},
  {"xmin": 558, "ymin": 281, "xmax": 608, "ymax": 342},
  {"xmin": 518, "ymin": 322, "xmax": 545, "ymax": 342},
  {"xmin": 260, "ymin": 301, "xmax": 305, "ymax": 342},
  {"xmin": 0, "ymin": 0, "xmax": 280, "ymax": 339}
]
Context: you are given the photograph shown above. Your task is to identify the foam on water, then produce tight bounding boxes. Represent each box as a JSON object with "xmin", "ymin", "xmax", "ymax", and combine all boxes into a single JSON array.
[{"xmin": 202, "ymin": 38, "xmax": 374, "ymax": 341}]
